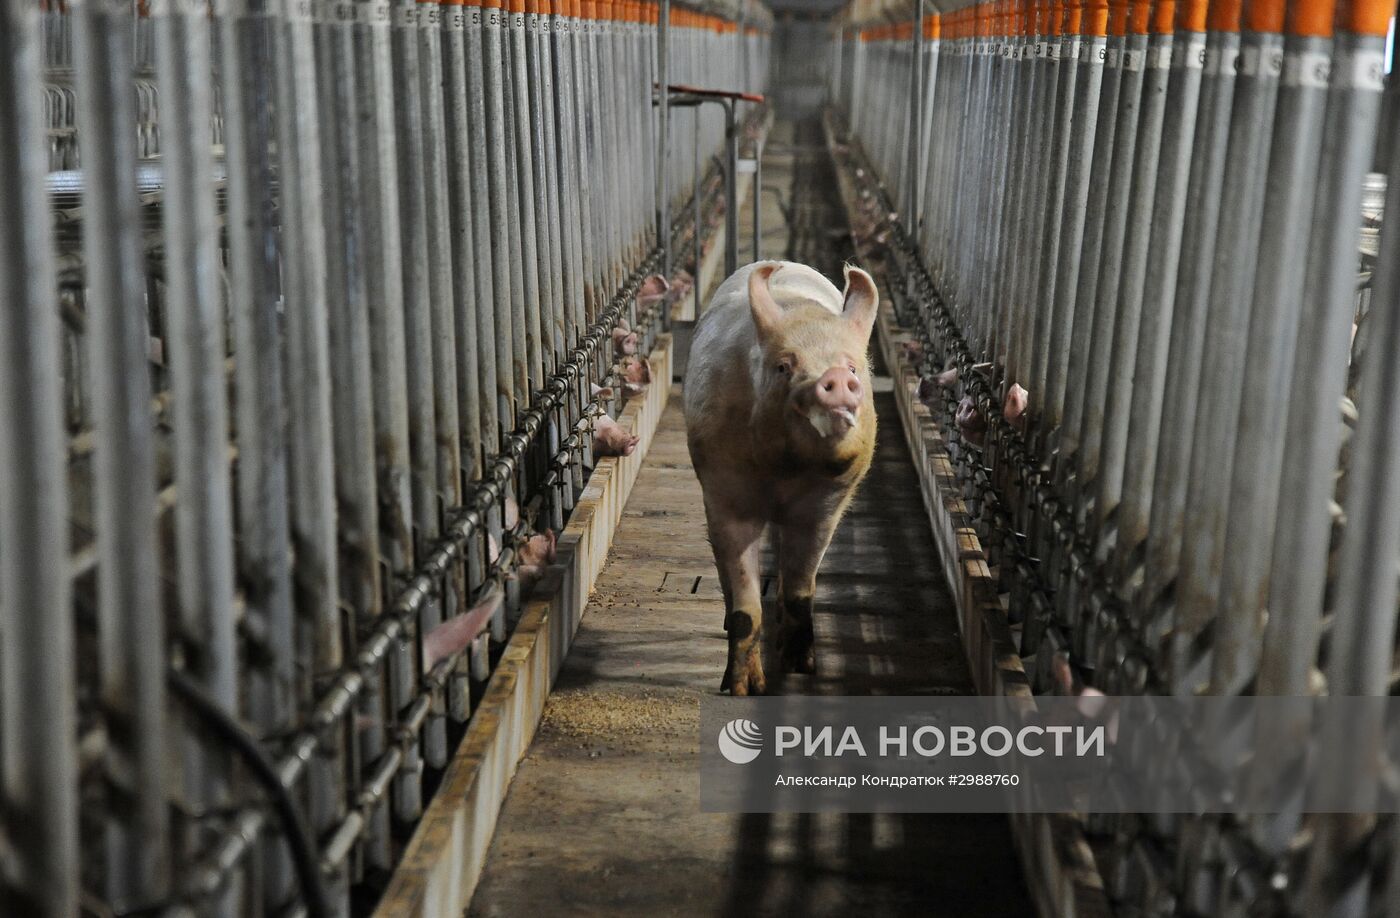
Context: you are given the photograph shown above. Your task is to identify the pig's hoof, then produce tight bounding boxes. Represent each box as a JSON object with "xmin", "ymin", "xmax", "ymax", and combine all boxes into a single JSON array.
[
  {"xmin": 779, "ymin": 635, "xmax": 815, "ymax": 674},
  {"xmin": 787, "ymin": 645, "xmax": 816, "ymax": 674},
  {"xmin": 720, "ymin": 652, "xmax": 767, "ymax": 696}
]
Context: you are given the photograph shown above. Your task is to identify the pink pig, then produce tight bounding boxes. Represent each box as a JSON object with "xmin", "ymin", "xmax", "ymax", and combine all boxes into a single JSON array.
[
  {"xmin": 513, "ymin": 529, "xmax": 557, "ymax": 597},
  {"xmin": 617, "ymin": 355, "xmax": 651, "ymax": 396},
  {"xmin": 636, "ymin": 273, "xmax": 670, "ymax": 308},
  {"xmin": 422, "ymin": 587, "xmax": 504, "ymax": 670},
  {"xmin": 956, "ymin": 395, "xmax": 986, "ymax": 447},
  {"xmin": 668, "ymin": 270, "xmax": 693, "ymax": 303},
  {"xmin": 1003, "ymin": 383, "xmax": 1028, "ymax": 430},
  {"xmin": 683, "ymin": 261, "xmax": 880, "ymax": 695},
  {"xmin": 593, "ymin": 414, "xmax": 640, "ymax": 457},
  {"xmin": 612, "ymin": 318, "xmax": 638, "ymax": 357}
]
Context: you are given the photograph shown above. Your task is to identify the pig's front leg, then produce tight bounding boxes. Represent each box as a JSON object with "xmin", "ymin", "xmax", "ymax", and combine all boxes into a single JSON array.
[
  {"xmin": 705, "ymin": 507, "xmax": 767, "ymax": 696},
  {"xmin": 775, "ymin": 511, "xmax": 843, "ymax": 675}
]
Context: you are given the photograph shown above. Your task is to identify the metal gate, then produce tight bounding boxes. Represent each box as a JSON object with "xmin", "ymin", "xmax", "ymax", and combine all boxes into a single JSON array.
[{"xmin": 833, "ymin": 0, "xmax": 1400, "ymax": 912}]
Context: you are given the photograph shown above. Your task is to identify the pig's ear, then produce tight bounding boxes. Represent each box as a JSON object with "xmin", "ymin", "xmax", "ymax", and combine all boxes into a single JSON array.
[
  {"xmin": 748, "ymin": 263, "xmax": 783, "ymax": 342},
  {"xmin": 841, "ymin": 265, "xmax": 879, "ymax": 340}
]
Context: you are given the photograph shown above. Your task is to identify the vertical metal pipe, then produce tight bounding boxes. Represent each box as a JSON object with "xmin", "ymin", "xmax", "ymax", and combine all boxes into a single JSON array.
[
  {"xmin": 0, "ymin": 0, "xmax": 77, "ymax": 911},
  {"xmin": 443, "ymin": 0, "xmax": 484, "ymax": 476},
  {"xmin": 1023, "ymin": 0, "xmax": 1068, "ymax": 424},
  {"xmin": 573, "ymin": 0, "xmax": 600, "ymax": 317},
  {"xmin": 985, "ymin": 3, "xmax": 1019, "ymax": 367},
  {"xmin": 314, "ymin": 5, "xmax": 376, "ymax": 905},
  {"xmin": 1043, "ymin": 0, "xmax": 1107, "ymax": 435},
  {"xmin": 1056, "ymin": 0, "xmax": 1123, "ymax": 483},
  {"xmin": 71, "ymin": 0, "xmax": 169, "ymax": 907},
  {"xmin": 1259, "ymin": 1, "xmax": 1389, "ymax": 698},
  {"xmin": 419, "ymin": 0, "xmax": 458, "ymax": 768},
  {"xmin": 659, "ymin": 0, "xmax": 670, "ymax": 276},
  {"xmin": 1209, "ymin": 0, "xmax": 1335, "ymax": 693},
  {"xmin": 1300, "ymin": 18, "xmax": 1400, "ymax": 914},
  {"xmin": 753, "ymin": 124, "xmax": 762, "ymax": 263},
  {"xmin": 444, "ymin": 0, "xmax": 490, "ymax": 716},
  {"xmin": 276, "ymin": 0, "xmax": 341, "ymax": 747},
  {"xmin": 227, "ymin": 0, "xmax": 317, "ymax": 895},
  {"xmin": 500, "ymin": 0, "xmax": 529, "ymax": 413},
  {"xmin": 317, "ymin": 0, "xmax": 384, "ymax": 622},
  {"xmin": 1139, "ymin": 0, "xmax": 1241, "ymax": 608},
  {"xmin": 509, "ymin": 0, "xmax": 544, "ymax": 392},
  {"xmin": 910, "ymin": 0, "xmax": 926, "ymax": 239},
  {"xmin": 525, "ymin": 0, "xmax": 559, "ymax": 380},
  {"xmin": 545, "ymin": 0, "xmax": 577, "ymax": 360},
  {"xmin": 1091, "ymin": 0, "xmax": 1175, "ymax": 568},
  {"xmin": 1171, "ymin": 0, "xmax": 1284, "ymax": 694},
  {"xmin": 271, "ymin": 19, "xmax": 344, "ymax": 891},
  {"xmin": 1009, "ymin": 0, "xmax": 1050, "ymax": 389},
  {"xmin": 484, "ymin": 0, "xmax": 516, "ymax": 438},
  {"xmin": 692, "ymin": 96, "xmax": 701, "ymax": 317},
  {"xmin": 918, "ymin": 13, "xmax": 941, "ymax": 237},
  {"xmin": 358, "ymin": 0, "xmax": 415, "ymax": 584},
  {"xmin": 1304, "ymin": 10, "xmax": 1397, "ymax": 700},
  {"xmin": 554, "ymin": 0, "xmax": 585, "ymax": 351},
  {"xmin": 1068, "ymin": 0, "xmax": 1150, "ymax": 549},
  {"xmin": 468, "ymin": 0, "xmax": 501, "ymax": 458},
  {"xmin": 1107, "ymin": 0, "xmax": 1207, "ymax": 602},
  {"xmin": 154, "ymin": 0, "xmax": 241, "ymax": 907},
  {"xmin": 389, "ymin": 0, "xmax": 432, "ymax": 822},
  {"xmin": 597, "ymin": 1, "xmax": 623, "ymax": 294},
  {"xmin": 225, "ymin": 0, "xmax": 299, "ymax": 733},
  {"xmin": 725, "ymin": 98, "xmax": 738, "ymax": 276},
  {"xmin": 1004, "ymin": 0, "xmax": 1042, "ymax": 385}
]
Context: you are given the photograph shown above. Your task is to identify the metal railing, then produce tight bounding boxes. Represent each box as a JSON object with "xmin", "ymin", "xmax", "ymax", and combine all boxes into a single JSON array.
[
  {"xmin": 0, "ymin": 0, "xmax": 768, "ymax": 914},
  {"xmin": 831, "ymin": 0, "xmax": 1398, "ymax": 912}
]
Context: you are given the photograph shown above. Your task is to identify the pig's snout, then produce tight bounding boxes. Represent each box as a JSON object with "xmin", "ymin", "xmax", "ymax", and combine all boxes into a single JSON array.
[
  {"xmin": 803, "ymin": 366, "xmax": 862, "ymax": 438},
  {"xmin": 814, "ymin": 367, "xmax": 862, "ymax": 413}
]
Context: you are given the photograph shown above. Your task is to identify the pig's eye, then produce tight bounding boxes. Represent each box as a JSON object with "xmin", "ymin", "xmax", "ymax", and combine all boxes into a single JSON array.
[{"xmin": 775, "ymin": 360, "xmax": 793, "ymax": 375}]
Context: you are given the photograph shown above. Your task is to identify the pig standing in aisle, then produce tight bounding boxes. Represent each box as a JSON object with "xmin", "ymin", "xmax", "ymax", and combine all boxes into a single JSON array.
[{"xmin": 684, "ymin": 261, "xmax": 879, "ymax": 695}]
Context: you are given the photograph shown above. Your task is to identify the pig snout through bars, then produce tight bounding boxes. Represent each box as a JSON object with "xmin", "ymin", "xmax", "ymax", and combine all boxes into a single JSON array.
[{"xmin": 683, "ymin": 261, "xmax": 879, "ymax": 695}]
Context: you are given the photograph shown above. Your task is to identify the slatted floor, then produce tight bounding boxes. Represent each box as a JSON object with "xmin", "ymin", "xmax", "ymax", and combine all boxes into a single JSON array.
[{"xmin": 467, "ymin": 118, "xmax": 1032, "ymax": 917}]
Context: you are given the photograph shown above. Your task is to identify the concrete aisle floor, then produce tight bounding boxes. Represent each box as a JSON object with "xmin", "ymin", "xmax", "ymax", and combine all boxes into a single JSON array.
[{"xmin": 467, "ymin": 119, "xmax": 1033, "ymax": 918}]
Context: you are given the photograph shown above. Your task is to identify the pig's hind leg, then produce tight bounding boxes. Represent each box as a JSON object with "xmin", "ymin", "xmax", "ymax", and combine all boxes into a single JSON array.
[
  {"xmin": 775, "ymin": 514, "xmax": 842, "ymax": 675},
  {"xmin": 705, "ymin": 505, "xmax": 767, "ymax": 696}
]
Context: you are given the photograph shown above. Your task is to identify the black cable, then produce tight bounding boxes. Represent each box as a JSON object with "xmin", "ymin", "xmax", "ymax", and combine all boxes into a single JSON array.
[{"xmin": 166, "ymin": 667, "xmax": 333, "ymax": 918}]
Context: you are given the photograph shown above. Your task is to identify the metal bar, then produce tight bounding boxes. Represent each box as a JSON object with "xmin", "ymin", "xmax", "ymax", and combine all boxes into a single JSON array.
[
  {"xmin": 1210, "ymin": 6, "xmax": 1334, "ymax": 693},
  {"xmin": 1043, "ymin": 0, "xmax": 1106, "ymax": 437},
  {"xmin": 390, "ymin": 0, "xmax": 435, "ymax": 823},
  {"xmin": 1170, "ymin": 0, "xmax": 1284, "ymax": 695},
  {"xmin": 1056, "ymin": 0, "xmax": 1123, "ymax": 485},
  {"xmin": 1139, "ymin": 0, "xmax": 1241, "ymax": 609},
  {"xmin": 1091, "ymin": 0, "xmax": 1175, "ymax": 590},
  {"xmin": 418, "ymin": 0, "xmax": 458, "ymax": 772},
  {"xmin": 1259, "ymin": 4, "xmax": 1389, "ymax": 698},
  {"xmin": 71, "ymin": 0, "xmax": 170, "ymax": 908},
  {"xmin": 0, "ymin": 1, "xmax": 78, "ymax": 912},
  {"xmin": 484, "ymin": 0, "xmax": 516, "ymax": 439},
  {"xmin": 510, "ymin": 0, "xmax": 544, "ymax": 393},
  {"xmin": 182, "ymin": 247, "xmax": 664, "ymax": 900},
  {"xmin": 221, "ymin": 0, "xmax": 306, "ymax": 900},
  {"xmin": 154, "ymin": 0, "xmax": 242, "ymax": 909},
  {"xmin": 467, "ymin": 0, "xmax": 501, "ymax": 463},
  {"xmin": 1107, "ymin": 0, "xmax": 1207, "ymax": 606},
  {"xmin": 443, "ymin": 0, "xmax": 483, "ymax": 481},
  {"xmin": 725, "ymin": 97, "xmax": 738, "ymax": 275},
  {"xmin": 358, "ymin": 0, "xmax": 415, "ymax": 586},
  {"xmin": 658, "ymin": 0, "xmax": 670, "ymax": 276}
]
